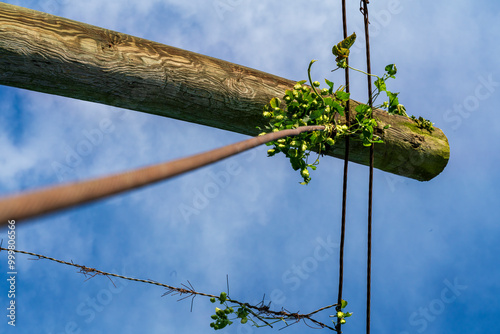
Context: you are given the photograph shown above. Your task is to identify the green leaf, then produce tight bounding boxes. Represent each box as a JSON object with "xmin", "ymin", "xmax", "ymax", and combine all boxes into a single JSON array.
[
  {"xmin": 310, "ymin": 109, "xmax": 323, "ymax": 120},
  {"xmin": 355, "ymin": 104, "xmax": 370, "ymax": 115},
  {"xmin": 385, "ymin": 64, "xmax": 397, "ymax": 76},
  {"xmin": 269, "ymin": 97, "xmax": 280, "ymax": 109},
  {"xmin": 364, "ymin": 127, "xmax": 373, "ymax": 137},
  {"xmin": 323, "ymin": 97, "xmax": 333, "ymax": 107},
  {"xmin": 374, "ymin": 78, "xmax": 386, "ymax": 92},
  {"xmin": 387, "ymin": 91, "xmax": 399, "ymax": 101},
  {"xmin": 341, "ymin": 32, "xmax": 356, "ymax": 49},
  {"xmin": 332, "ymin": 33, "xmax": 356, "ymax": 60},
  {"xmin": 325, "ymin": 78, "xmax": 334, "ymax": 89},
  {"xmin": 331, "ymin": 101, "xmax": 344, "ymax": 116},
  {"xmin": 310, "ymin": 132, "xmax": 318, "ymax": 143},
  {"xmin": 387, "ymin": 91, "xmax": 400, "ymax": 115},
  {"xmin": 341, "ymin": 300, "xmax": 348, "ymax": 309},
  {"xmin": 335, "ymin": 91, "xmax": 350, "ymax": 101},
  {"xmin": 290, "ymin": 157, "xmax": 302, "ymax": 171}
]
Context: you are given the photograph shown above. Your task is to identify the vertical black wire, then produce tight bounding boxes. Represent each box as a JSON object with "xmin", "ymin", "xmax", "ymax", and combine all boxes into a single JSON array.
[
  {"xmin": 337, "ymin": 0, "xmax": 350, "ymax": 332},
  {"xmin": 361, "ymin": 1, "xmax": 373, "ymax": 334}
]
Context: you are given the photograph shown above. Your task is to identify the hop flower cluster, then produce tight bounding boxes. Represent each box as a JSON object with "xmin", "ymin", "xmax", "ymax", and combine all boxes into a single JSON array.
[
  {"xmin": 258, "ymin": 36, "xmax": 428, "ymax": 185},
  {"xmin": 330, "ymin": 299, "xmax": 353, "ymax": 327},
  {"xmin": 209, "ymin": 292, "xmax": 250, "ymax": 330},
  {"xmin": 258, "ymin": 70, "xmax": 349, "ymax": 184}
]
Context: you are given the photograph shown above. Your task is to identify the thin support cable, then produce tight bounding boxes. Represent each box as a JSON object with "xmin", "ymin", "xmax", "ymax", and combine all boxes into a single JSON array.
[
  {"xmin": 361, "ymin": 1, "xmax": 373, "ymax": 333},
  {"xmin": 337, "ymin": 0, "xmax": 350, "ymax": 333}
]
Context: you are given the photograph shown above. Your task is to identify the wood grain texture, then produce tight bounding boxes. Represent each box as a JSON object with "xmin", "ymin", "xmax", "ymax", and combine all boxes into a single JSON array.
[{"xmin": 0, "ymin": 2, "xmax": 449, "ymax": 181}]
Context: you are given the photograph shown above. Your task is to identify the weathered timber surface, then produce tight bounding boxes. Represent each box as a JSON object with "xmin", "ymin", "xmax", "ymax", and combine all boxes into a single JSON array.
[{"xmin": 0, "ymin": 2, "xmax": 449, "ymax": 181}]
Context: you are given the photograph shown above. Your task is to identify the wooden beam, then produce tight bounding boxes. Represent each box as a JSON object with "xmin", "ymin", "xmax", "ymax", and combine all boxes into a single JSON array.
[{"xmin": 0, "ymin": 3, "xmax": 449, "ymax": 181}]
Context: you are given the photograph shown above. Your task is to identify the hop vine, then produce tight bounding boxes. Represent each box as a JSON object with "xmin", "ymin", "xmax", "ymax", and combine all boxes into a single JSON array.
[
  {"xmin": 258, "ymin": 61, "xmax": 349, "ymax": 185},
  {"xmin": 260, "ymin": 32, "xmax": 433, "ymax": 185},
  {"xmin": 331, "ymin": 299, "xmax": 353, "ymax": 328}
]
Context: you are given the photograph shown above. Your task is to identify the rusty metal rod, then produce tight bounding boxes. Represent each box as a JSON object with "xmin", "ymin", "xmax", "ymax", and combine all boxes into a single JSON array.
[{"xmin": 0, "ymin": 126, "xmax": 325, "ymax": 225}]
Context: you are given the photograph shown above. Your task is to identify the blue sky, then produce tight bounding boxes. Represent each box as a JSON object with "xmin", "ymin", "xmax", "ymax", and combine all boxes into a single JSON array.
[{"xmin": 1, "ymin": 0, "xmax": 499, "ymax": 333}]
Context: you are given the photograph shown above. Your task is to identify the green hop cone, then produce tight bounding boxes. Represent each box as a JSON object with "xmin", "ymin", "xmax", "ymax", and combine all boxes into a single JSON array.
[{"xmin": 301, "ymin": 168, "xmax": 310, "ymax": 178}]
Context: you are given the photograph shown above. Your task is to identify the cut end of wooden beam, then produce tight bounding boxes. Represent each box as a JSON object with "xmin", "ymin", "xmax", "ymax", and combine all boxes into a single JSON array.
[
  {"xmin": 376, "ymin": 112, "xmax": 450, "ymax": 182},
  {"xmin": 327, "ymin": 101, "xmax": 450, "ymax": 181}
]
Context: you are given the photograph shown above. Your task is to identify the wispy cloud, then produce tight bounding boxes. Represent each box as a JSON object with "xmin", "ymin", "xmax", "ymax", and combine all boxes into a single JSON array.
[{"xmin": 1, "ymin": 0, "xmax": 499, "ymax": 332}]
